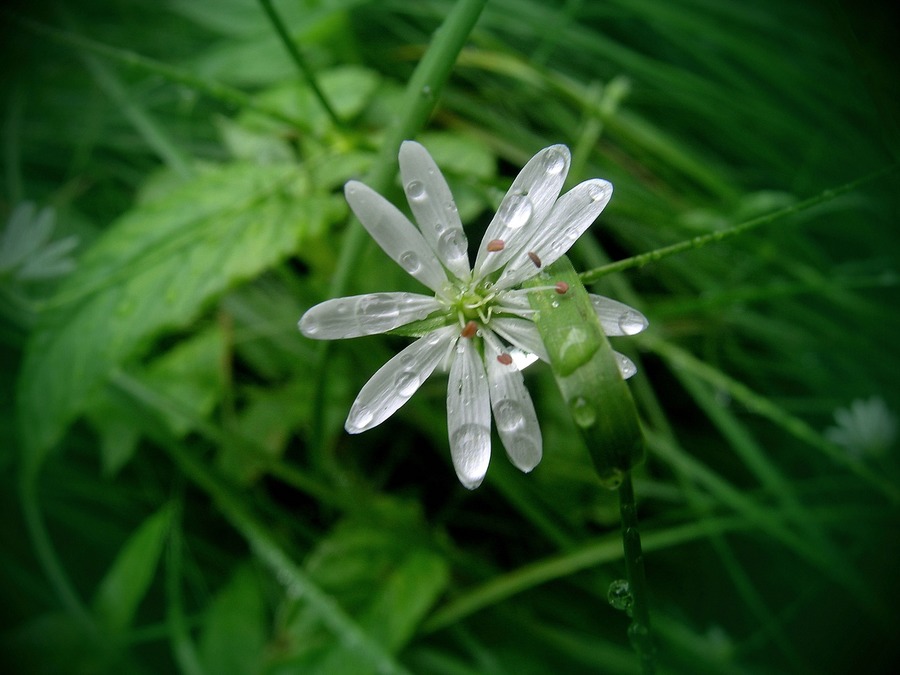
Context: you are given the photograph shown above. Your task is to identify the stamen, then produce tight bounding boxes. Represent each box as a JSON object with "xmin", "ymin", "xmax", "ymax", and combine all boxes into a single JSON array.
[
  {"xmin": 461, "ymin": 320, "xmax": 478, "ymax": 338},
  {"xmin": 527, "ymin": 251, "xmax": 542, "ymax": 268},
  {"xmin": 555, "ymin": 282, "xmax": 569, "ymax": 294},
  {"xmin": 486, "ymin": 239, "xmax": 505, "ymax": 252},
  {"xmin": 497, "ymin": 353, "xmax": 513, "ymax": 365}
]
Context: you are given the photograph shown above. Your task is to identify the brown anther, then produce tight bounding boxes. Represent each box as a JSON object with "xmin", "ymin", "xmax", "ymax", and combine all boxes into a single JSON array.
[
  {"xmin": 555, "ymin": 282, "xmax": 569, "ymax": 294},
  {"xmin": 486, "ymin": 239, "xmax": 505, "ymax": 252},
  {"xmin": 497, "ymin": 353, "xmax": 514, "ymax": 366},
  {"xmin": 461, "ymin": 320, "xmax": 478, "ymax": 338},
  {"xmin": 527, "ymin": 251, "xmax": 542, "ymax": 268}
]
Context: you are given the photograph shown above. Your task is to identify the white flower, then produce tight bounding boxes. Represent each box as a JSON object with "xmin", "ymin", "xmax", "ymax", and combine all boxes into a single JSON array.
[
  {"xmin": 299, "ymin": 141, "xmax": 647, "ymax": 488},
  {"xmin": 825, "ymin": 396, "xmax": 897, "ymax": 459}
]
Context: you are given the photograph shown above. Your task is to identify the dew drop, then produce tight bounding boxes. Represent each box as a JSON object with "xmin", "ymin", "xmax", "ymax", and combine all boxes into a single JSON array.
[
  {"xmin": 599, "ymin": 467, "xmax": 625, "ymax": 490},
  {"xmin": 544, "ymin": 148, "xmax": 567, "ymax": 175},
  {"xmin": 494, "ymin": 399, "xmax": 525, "ymax": 432},
  {"xmin": 570, "ymin": 396, "xmax": 596, "ymax": 428},
  {"xmin": 450, "ymin": 423, "xmax": 490, "ymax": 483},
  {"xmin": 616, "ymin": 353, "xmax": 638, "ymax": 379},
  {"xmin": 617, "ymin": 310, "xmax": 647, "ymax": 336},
  {"xmin": 498, "ymin": 194, "xmax": 533, "ymax": 230},
  {"xmin": 348, "ymin": 404, "xmax": 374, "ymax": 431},
  {"xmin": 399, "ymin": 250, "xmax": 421, "ymax": 273},
  {"xmin": 406, "ymin": 180, "xmax": 426, "ymax": 201},
  {"xmin": 608, "ymin": 579, "xmax": 634, "ymax": 613},
  {"xmin": 438, "ymin": 229, "xmax": 467, "ymax": 262},
  {"xmin": 356, "ymin": 294, "xmax": 399, "ymax": 320},
  {"xmin": 395, "ymin": 370, "xmax": 419, "ymax": 397},
  {"xmin": 589, "ymin": 182, "xmax": 608, "ymax": 202}
]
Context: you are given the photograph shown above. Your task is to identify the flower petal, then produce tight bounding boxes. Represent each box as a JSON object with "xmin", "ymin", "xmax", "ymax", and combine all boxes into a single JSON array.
[
  {"xmin": 484, "ymin": 336, "xmax": 542, "ymax": 472},
  {"xmin": 344, "ymin": 180, "xmax": 450, "ymax": 293},
  {"xmin": 447, "ymin": 337, "xmax": 492, "ymax": 489},
  {"xmin": 495, "ymin": 178, "xmax": 612, "ymax": 289},
  {"xmin": 398, "ymin": 141, "xmax": 471, "ymax": 281},
  {"xmin": 299, "ymin": 292, "xmax": 442, "ymax": 339},
  {"xmin": 474, "ymin": 145, "xmax": 570, "ymax": 279},
  {"xmin": 590, "ymin": 295, "xmax": 649, "ymax": 336},
  {"xmin": 614, "ymin": 351, "xmax": 638, "ymax": 379},
  {"xmin": 344, "ymin": 326, "xmax": 458, "ymax": 433},
  {"xmin": 490, "ymin": 317, "xmax": 550, "ymax": 363}
]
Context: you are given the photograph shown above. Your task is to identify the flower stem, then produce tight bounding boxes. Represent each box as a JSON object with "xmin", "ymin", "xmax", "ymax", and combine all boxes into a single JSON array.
[
  {"xmin": 257, "ymin": 0, "xmax": 342, "ymax": 128},
  {"xmin": 579, "ymin": 165, "xmax": 898, "ymax": 284},
  {"xmin": 618, "ymin": 471, "xmax": 656, "ymax": 675}
]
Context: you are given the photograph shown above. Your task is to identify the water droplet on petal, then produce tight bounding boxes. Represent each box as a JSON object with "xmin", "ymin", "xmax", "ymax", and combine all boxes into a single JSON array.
[
  {"xmin": 608, "ymin": 579, "xmax": 634, "ymax": 613},
  {"xmin": 348, "ymin": 404, "xmax": 374, "ymax": 431},
  {"xmin": 544, "ymin": 148, "xmax": 567, "ymax": 175},
  {"xmin": 451, "ymin": 423, "xmax": 491, "ymax": 486},
  {"xmin": 399, "ymin": 250, "xmax": 421, "ymax": 273},
  {"xmin": 589, "ymin": 183, "xmax": 608, "ymax": 202},
  {"xmin": 498, "ymin": 194, "xmax": 533, "ymax": 229},
  {"xmin": 438, "ymin": 229, "xmax": 467, "ymax": 262},
  {"xmin": 406, "ymin": 180, "xmax": 426, "ymax": 201},
  {"xmin": 395, "ymin": 370, "xmax": 419, "ymax": 397},
  {"xmin": 571, "ymin": 396, "xmax": 596, "ymax": 428},
  {"xmin": 356, "ymin": 294, "xmax": 400, "ymax": 320},
  {"xmin": 617, "ymin": 310, "xmax": 647, "ymax": 335},
  {"xmin": 494, "ymin": 399, "xmax": 525, "ymax": 432}
]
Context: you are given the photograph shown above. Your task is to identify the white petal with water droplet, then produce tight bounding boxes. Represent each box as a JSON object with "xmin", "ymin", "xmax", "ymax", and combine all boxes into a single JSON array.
[
  {"xmin": 344, "ymin": 181, "xmax": 449, "ymax": 292},
  {"xmin": 484, "ymin": 336, "xmax": 542, "ymax": 472},
  {"xmin": 345, "ymin": 326, "xmax": 458, "ymax": 433},
  {"xmin": 298, "ymin": 292, "xmax": 442, "ymax": 339},
  {"xmin": 447, "ymin": 338, "xmax": 492, "ymax": 489},
  {"xmin": 589, "ymin": 295, "xmax": 649, "ymax": 336},
  {"xmin": 399, "ymin": 141, "xmax": 470, "ymax": 280},
  {"xmin": 490, "ymin": 317, "xmax": 549, "ymax": 363},
  {"xmin": 496, "ymin": 178, "xmax": 612, "ymax": 289},
  {"xmin": 474, "ymin": 145, "xmax": 570, "ymax": 278},
  {"xmin": 614, "ymin": 351, "xmax": 638, "ymax": 379}
]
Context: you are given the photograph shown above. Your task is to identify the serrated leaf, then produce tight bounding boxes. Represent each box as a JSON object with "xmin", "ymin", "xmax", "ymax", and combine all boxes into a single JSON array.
[
  {"xmin": 525, "ymin": 256, "xmax": 644, "ymax": 487},
  {"xmin": 92, "ymin": 504, "xmax": 174, "ymax": 636},
  {"xmin": 17, "ymin": 162, "xmax": 337, "ymax": 473}
]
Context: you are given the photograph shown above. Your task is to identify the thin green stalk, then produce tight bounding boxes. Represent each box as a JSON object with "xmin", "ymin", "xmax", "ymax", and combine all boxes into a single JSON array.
[
  {"xmin": 618, "ymin": 473, "xmax": 655, "ymax": 675},
  {"xmin": 165, "ymin": 500, "xmax": 206, "ymax": 675},
  {"xmin": 4, "ymin": 82, "xmax": 24, "ymax": 204},
  {"xmin": 257, "ymin": 0, "xmax": 342, "ymax": 128},
  {"xmin": 579, "ymin": 166, "xmax": 898, "ymax": 283},
  {"xmin": 421, "ymin": 515, "xmax": 747, "ymax": 633}
]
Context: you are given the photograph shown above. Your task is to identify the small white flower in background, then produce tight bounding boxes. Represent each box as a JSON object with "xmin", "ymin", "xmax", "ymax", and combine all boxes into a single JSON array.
[
  {"xmin": 825, "ymin": 396, "xmax": 897, "ymax": 459},
  {"xmin": 0, "ymin": 202, "xmax": 78, "ymax": 281},
  {"xmin": 299, "ymin": 141, "xmax": 647, "ymax": 488}
]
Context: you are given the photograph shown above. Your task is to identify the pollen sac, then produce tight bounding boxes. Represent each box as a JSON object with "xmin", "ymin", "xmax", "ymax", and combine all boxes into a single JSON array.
[
  {"xmin": 527, "ymin": 251, "xmax": 542, "ymax": 268},
  {"xmin": 486, "ymin": 239, "xmax": 506, "ymax": 252},
  {"xmin": 497, "ymin": 353, "xmax": 514, "ymax": 365},
  {"xmin": 555, "ymin": 282, "xmax": 569, "ymax": 294},
  {"xmin": 461, "ymin": 320, "xmax": 478, "ymax": 339}
]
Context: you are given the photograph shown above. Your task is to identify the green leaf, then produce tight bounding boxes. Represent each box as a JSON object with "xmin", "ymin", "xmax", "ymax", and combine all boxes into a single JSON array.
[
  {"xmin": 92, "ymin": 504, "xmax": 174, "ymax": 636},
  {"xmin": 525, "ymin": 255, "xmax": 644, "ymax": 487},
  {"xmin": 17, "ymin": 162, "xmax": 338, "ymax": 473},
  {"xmin": 198, "ymin": 565, "xmax": 267, "ymax": 675}
]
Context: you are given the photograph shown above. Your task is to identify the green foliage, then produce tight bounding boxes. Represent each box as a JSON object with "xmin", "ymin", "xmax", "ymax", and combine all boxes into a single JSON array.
[{"xmin": 2, "ymin": 0, "xmax": 898, "ymax": 674}]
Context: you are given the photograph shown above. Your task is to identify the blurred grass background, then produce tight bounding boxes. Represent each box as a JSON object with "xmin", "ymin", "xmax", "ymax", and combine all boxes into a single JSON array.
[{"xmin": 1, "ymin": 0, "xmax": 898, "ymax": 673}]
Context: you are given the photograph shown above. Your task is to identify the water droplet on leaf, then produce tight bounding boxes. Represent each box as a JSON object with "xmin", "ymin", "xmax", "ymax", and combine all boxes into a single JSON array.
[{"xmin": 571, "ymin": 397, "xmax": 596, "ymax": 427}]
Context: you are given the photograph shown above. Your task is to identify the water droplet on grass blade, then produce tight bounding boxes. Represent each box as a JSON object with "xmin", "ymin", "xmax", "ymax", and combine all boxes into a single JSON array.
[{"xmin": 608, "ymin": 579, "xmax": 634, "ymax": 613}]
